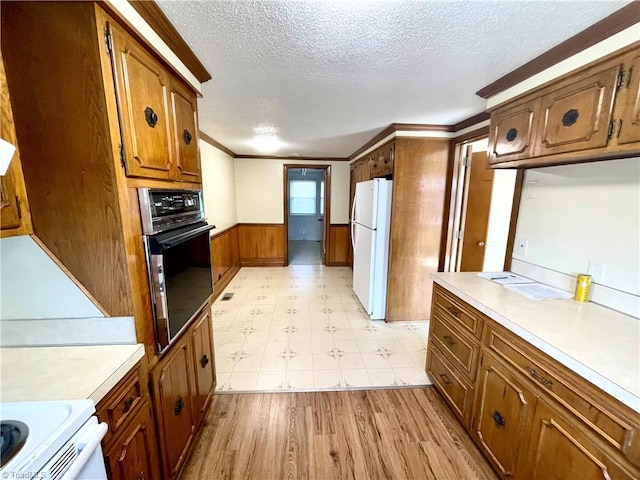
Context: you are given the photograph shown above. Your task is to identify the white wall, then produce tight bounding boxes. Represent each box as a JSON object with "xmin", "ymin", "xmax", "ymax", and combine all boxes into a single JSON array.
[
  {"xmin": 512, "ymin": 158, "xmax": 640, "ymax": 316},
  {"xmin": 483, "ymin": 169, "xmax": 517, "ymax": 271},
  {"xmin": 235, "ymin": 159, "xmax": 350, "ymax": 224},
  {"xmin": 0, "ymin": 236, "xmax": 105, "ymax": 319},
  {"xmin": 200, "ymin": 140, "xmax": 237, "ymax": 233}
]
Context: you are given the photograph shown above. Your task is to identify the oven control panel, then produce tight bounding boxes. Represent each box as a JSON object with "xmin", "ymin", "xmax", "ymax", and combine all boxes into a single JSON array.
[{"xmin": 138, "ymin": 188, "xmax": 205, "ymax": 234}]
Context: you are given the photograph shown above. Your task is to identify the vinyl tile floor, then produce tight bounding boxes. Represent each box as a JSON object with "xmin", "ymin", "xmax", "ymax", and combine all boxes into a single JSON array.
[{"xmin": 212, "ymin": 265, "xmax": 432, "ymax": 392}]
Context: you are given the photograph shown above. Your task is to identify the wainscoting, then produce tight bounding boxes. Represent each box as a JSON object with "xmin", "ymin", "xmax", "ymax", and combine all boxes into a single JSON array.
[
  {"xmin": 210, "ymin": 226, "xmax": 241, "ymax": 300},
  {"xmin": 212, "ymin": 224, "xmax": 350, "ymax": 288},
  {"xmin": 326, "ymin": 224, "xmax": 349, "ymax": 266},
  {"xmin": 238, "ymin": 223, "xmax": 287, "ymax": 267}
]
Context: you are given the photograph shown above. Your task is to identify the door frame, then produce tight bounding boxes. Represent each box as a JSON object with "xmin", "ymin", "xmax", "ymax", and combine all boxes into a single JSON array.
[
  {"xmin": 443, "ymin": 136, "xmax": 524, "ymax": 272},
  {"xmin": 282, "ymin": 164, "xmax": 331, "ymax": 266}
]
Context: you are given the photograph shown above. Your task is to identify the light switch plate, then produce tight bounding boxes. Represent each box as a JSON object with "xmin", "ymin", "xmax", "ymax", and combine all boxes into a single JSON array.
[{"xmin": 517, "ymin": 238, "xmax": 528, "ymax": 255}]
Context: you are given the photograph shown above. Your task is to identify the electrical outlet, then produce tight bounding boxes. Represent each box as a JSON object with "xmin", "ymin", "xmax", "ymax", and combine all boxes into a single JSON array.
[
  {"xmin": 587, "ymin": 260, "xmax": 607, "ymax": 283},
  {"xmin": 525, "ymin": 180, "xmax": 537, "ymax": 199},
  {"xmin": 516, "ymin": 238, "xmax": 528, "ymax": 255}
]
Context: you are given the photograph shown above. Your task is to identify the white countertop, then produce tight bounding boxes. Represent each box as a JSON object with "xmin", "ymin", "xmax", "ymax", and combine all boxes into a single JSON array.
[
  {"xmin": 0, "ymin": 344, "xmax": 145, "ymax": 404},
  {"xmin": 431, "ymin": 272, "xmax": 640, "ymax": 413}
]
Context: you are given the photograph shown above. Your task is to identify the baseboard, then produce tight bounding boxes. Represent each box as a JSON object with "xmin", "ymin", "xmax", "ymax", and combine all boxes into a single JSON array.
[{"xmin": 240, "ymin": 259, "xmax": 286, "ymax": 267}]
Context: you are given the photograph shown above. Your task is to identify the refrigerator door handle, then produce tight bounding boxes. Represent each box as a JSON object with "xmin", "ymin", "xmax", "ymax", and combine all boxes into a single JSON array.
[
  {"xmin": 351, "ymin": 189, "xmax": 358, "ymax": 224},
  {"xmin": 351, "ymin": 221, "xmax": 357, "ymax": 252}
]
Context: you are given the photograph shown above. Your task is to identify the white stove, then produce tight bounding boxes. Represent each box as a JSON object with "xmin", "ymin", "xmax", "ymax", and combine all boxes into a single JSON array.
[{"xmin": 0, "ymin": 400, "xmax": 108, "ymax": 480}]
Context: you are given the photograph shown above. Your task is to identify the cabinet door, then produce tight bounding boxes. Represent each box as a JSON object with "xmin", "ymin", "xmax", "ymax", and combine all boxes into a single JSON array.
[
  {"xmin": 171, "ymin": 79, "xmax": 201, "ymax": 183},
  {"xmin": 519, "ymin": 400, "xmax": 636, "ymax": 480},
  {"xmin": 104, "ymin": 403, "xmax": 161, "ymax": 480},
  {"xmin": 190, "ymin": 306, "xmax": 216, "ymax": 426},
  {"xmin": 488, "ymin": 98, "xmax": 539, "ymax": 165},
  {"xmin": 617, "ymin": 53, "xmax": 640, "ymax": 145},
  {"xmin": 153, "ymin": 341, "xmax": 196, "ymax": 478},
  {"xmin": 108, "ymin": 23, "xmax": 174, "ymax": 180},
  {"xmin": 1, "ymin": 54, "xmax": 31, "ymax": 236},
  {"xmin": 536, "ymin": 65, "xmax": 620, "ymax": 156},
  {"xmin": 473, "ymin": 354, "xmax": 537, "ymax": 478}
]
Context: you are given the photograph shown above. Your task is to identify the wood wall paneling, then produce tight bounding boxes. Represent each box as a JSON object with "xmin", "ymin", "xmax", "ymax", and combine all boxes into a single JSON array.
[
  {"xmin": 1, "ymin": 2, "xmax": 133, "ymax": 316},
  {"xmin": 210, "ymin": 225, "xmax": 241, "ymax": 300},
  {"xmin": 326, "ymin": 224, "xmax": 350, "ymax": 266},
  {"xmin": 386, "ymin": 138, "xmax": 450, "ymax": 322},
  {"xmin": 238, "ymin": 224, "xmax": 286, "ymax": 267}
]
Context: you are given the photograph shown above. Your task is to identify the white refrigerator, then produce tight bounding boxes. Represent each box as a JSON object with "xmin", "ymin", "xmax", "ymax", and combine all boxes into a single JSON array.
[{"xmin": 351, "ymin": 179, "xmax": 392, "ymax": 320}]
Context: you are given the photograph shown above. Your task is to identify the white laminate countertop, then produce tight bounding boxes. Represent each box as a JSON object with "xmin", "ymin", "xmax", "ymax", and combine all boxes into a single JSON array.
[
  {"xmin": 431, "ymin": 272, "xmax": 640, "ymax": 413},
  {"xmin": 0, "ymin": 344, "xmax": 145, "ymax": 404}
]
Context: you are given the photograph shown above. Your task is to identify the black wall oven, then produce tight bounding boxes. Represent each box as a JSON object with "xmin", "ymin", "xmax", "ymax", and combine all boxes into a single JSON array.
[{"xmin": 139, "ymin": 188, "xmax": 215, "ymax": 353}]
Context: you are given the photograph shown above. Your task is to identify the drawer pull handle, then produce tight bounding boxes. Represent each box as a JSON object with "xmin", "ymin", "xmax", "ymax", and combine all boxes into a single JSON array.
[
  {"xmin": 174, "ymin": 397, "xmax": 184, "ymax": 416},
  {"xmin": 527, "ymin": 367, "xmax": 553, "ymax": 388},
  {"xmin": 201, "ymin": 354, "xmax": 210, "ymax": 368},
  {"xmin": 439, "ymin": 373, "xmax": 451, "ymax": 385},
  {"xmin": 123, "ymin": 396, "xmax": 135, "ymax": 412},
  {"xmin": 445, "ymin": 306, "xmax": 460, "ymax": 317},
  {"xmin": 442, "ymin": 335, "xmax": 456, "ymax": 347},
  {"xmin": 492, "ymin": 410, "xmax": 506, "ymax": 428}
]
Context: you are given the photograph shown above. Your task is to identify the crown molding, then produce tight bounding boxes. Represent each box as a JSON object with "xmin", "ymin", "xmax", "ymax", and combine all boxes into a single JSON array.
[
  {"xmin": 199, "ymin": 131, "xmax": 236, "ymax": 157},
  {"xmin": 477, "ymin": 2, "xmax": 640, "ymax": 99},
  {"xmin": 128, "ymin": 1, "xmax": 212, "ymax": 83}
]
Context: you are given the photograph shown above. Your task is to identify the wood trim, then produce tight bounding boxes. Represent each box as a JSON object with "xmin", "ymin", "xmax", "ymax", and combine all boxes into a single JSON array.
[
  {"xmin": 349, "ymin": 123, "xmax": 452, "ymax": 161},
  {"xmin": 235, "ymin": 155, "xmax": 348, "ymax": 161},
  {"xmin": 198, "ymin": 131, "xmax": 236, "ymax": 157},
  {"xmin": 452, "ymin": 112, "xmax": 491, "ymax": 132},
  {"xmin": 128, "ymin": 1, "xmax": 211, "ymax": 83},
  {"xmin": 476, "ymin": 2, "xmax": 640, "ymax": 99},
  {"xmin": 452, "ymin": 126, "xmax": 490, "ymax": 145},
  {"xmin": 503, "ymin": 170, "xmax": 525, "ymax": 272}
]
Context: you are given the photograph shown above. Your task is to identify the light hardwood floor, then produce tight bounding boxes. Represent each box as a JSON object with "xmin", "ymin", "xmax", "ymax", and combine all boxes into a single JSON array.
[{"xmin": 180, "ymin": 387, "xmax": 497, "ymax": 479}]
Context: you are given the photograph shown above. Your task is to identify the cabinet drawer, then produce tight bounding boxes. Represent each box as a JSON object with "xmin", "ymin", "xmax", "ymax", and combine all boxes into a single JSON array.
[
  {"xmin": 432, "ymin": 285, "xmax": 483, "ymax": 338},
  {"xmin": 97, "ymin": 367, "xmax": 145, "ymax": 446},
  {"xmin": 430, "ymin": 311, "xmax": 480, "ymax": 381},
  {"xmin": 485, "ymin": 324, "xmax": 639, "ymax": 464},
  {"xmin": 427, "ymin": 345, "xmax": 474, "ymax": 427}
]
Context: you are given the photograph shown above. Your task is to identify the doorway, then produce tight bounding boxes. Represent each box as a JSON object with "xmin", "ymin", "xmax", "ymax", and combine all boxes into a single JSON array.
[
  {"xmin": 283, "ymin": 165, "xmax": 330, "ymax": 265},
  {"xmin": 444, "ymin": 138, "xmax": 520, "ymax": 272}
]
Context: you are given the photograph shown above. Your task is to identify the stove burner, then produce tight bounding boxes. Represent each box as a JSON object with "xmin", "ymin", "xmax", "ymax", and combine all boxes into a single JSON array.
[{"xmin": 1, "ymin": 420, "xmax": 29, "ymax": 467}]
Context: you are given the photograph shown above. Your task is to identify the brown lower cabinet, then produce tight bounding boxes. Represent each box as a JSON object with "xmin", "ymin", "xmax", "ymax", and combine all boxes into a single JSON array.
[
  {"xmin": 426, "ymin": 284, "xmax": 640, "ymax": 480},
  {"xmin": 97, "ymin": 361, "xmax": 161, "ymax": 480},
  {"xmin": 151, "ymin": 304, "xmax": 216, "ymax": 480}
]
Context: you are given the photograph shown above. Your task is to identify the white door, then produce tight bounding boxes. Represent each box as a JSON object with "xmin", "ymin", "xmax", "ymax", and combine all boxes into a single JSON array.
[
  {"xmin": 352, "ymin": 222, "xmax": 375, "ymax": 314},
  {"xmin": 353, "ymin": 180, "xmax": 378, "ymax": 229}
]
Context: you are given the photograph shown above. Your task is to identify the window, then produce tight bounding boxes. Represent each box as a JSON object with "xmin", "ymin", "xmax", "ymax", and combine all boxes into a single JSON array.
[{"xmin": 290, "ymin": 180, "xmax": 317, "ymax": 215}]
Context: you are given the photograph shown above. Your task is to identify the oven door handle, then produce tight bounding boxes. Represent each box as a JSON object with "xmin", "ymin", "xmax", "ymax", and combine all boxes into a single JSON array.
[
  {"xmin": 152, "ymin": 223, "xmax": 215, "ymax": 252},
  {"xmin": 60, "ymin": 420, "xmax": 108, "ymax": 480}
]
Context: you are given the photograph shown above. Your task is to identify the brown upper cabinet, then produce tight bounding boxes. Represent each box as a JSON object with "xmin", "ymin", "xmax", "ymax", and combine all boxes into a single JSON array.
[
  {"xmin": 488, "ymin": 43, "xmax": 640, "ymax": 168},
  {"xmin": 107, "ymin": 19, "xmax": 202, "ymax": 183}
]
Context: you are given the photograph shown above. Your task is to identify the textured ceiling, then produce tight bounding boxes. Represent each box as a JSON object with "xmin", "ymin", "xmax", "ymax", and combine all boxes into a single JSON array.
[{"xmin": 157, "ymin": 0, "xmax": 630, "ymax": 157}]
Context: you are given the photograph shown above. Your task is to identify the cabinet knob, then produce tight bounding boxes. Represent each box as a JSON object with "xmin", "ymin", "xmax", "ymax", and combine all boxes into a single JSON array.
[
  {"xmin": 183, "ymin": 129, "xmax": 193, "ymax": 145},
  {"xmin": 123, "ymin": 396, "xmax": 135, "ymax": 412},
  {"xmin": 442, "ymin": 335, "xmax": 456, "ymax": 347},
  {"xmin": 201, "ymin": 354, "xmax": 209, "ymax": 368},
  {"xmin": 476, "ymin": 241, "xmax": 485, "ymax": 247},
  {"xmin": 445, "ymin": 306, "xmax": 460, "ymax": 317},
  {"xmin": 174, "ymin": 397, "xmax": 184, "ymax": 416},
  {"xmin": 506, "ymin": 128, "xmax": 518, "ymax": 142},
  {"xmin": 492, "ymin": 410, "xmax": 505, "ymax": 428},
  {"xmin": 562, "ymin": 109, "xmax": 579, "ymax": 127},
  {"xmin": 144, "ymin": 106, "xmax": 158, "ymax": 128}
]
